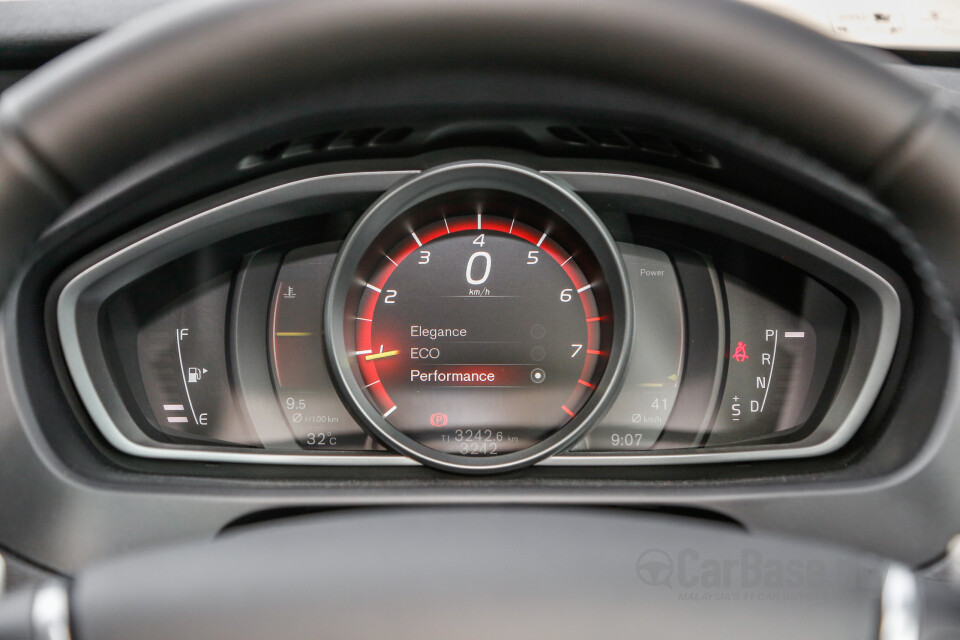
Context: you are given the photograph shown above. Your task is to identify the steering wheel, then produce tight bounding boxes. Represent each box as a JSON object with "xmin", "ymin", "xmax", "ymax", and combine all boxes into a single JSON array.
[{"xmin": 1, "ymin": 0, "xmax": 960, "ymax": 637}]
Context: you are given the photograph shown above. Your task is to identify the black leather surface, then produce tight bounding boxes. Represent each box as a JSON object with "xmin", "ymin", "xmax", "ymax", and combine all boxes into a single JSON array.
[
  {"xmin": 0, "ymin": 0, "xmax": 931, "ymax": 189},
  {"xmin": 0, "ymin": 0, "xmax": 170, "ymax": 64},
  {"xmin": 871, "ymin": 105, "xmax": 960, "ymax": 301},
  {"xmin": 71, "ymin": 509, "xmax": 885, "ymax": 640},
  {"xmin": 0, "ymin": 0, "xmax": 957, "ymax": 307},
  {"xmin": 0, "ymin": 128, "xmax": 70, "ymax": 294}
]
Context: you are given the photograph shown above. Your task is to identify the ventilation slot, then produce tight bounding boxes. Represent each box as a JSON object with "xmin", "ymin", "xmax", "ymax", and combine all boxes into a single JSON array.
[
  {"xmin": 579, "ymin": 127, "xmax": 630, "ymax": 148},
  {"xmin": 547, "ymin": 125, "xmax": 721, "ymax": 169},
  {"xmin": 238, "ymin": 127, "xmax": 415, "ymax": 172},
  {"xmin": 371, "ymin": 127, "xmax": 414, "ymax": 146},
  {"xmin": 621, "ymin": 131, "xmax": 677, "ymax": 157},
  {"xmin": 546, "ymin": 126, "xmax": 589, "ymax": 145},
  {"xmin": 237, "ymin": 142, "xmax": 288, "ymax": 170},
  {"xmin": 283, "ymin": 131, "xmax": 341, "ymax": 158}
]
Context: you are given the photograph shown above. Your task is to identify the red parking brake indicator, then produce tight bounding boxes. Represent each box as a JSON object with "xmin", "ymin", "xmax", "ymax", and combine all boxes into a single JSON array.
[{"xmin": 732, "ymin": 341, "xmax": 749, "ymax": 363}]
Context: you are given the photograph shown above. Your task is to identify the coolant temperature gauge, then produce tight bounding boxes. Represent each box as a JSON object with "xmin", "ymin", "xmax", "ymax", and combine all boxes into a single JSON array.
[
  {"xmin": 709, "ymin": 270, "xmax": 847, "ymax": 446},
  {"xmin": 269, "ymin": 246, "xmax": 385, "ymax": 451}
]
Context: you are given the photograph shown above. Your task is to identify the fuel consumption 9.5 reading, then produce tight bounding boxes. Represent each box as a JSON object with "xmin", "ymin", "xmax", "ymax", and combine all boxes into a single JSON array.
[{"xmin": 325, "ymin": 163, "xmax": 629, "ymax": 473}]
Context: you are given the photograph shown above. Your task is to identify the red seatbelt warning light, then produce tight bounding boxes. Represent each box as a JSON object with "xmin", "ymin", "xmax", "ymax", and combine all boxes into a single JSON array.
[{"xmin": 732, "ymin": 341, "xmax": 749, "ymax": 363}]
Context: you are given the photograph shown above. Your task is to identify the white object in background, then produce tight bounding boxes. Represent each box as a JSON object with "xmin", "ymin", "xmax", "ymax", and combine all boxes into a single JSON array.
[{"xmin": 744, "ymin": 0, "xmax": 960, "ymax": 51}]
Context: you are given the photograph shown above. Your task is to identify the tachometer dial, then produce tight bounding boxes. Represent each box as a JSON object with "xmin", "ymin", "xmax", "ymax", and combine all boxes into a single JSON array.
[{"xmin": 325, "ymin": 163, "xmax": 630, "ymax": 473}]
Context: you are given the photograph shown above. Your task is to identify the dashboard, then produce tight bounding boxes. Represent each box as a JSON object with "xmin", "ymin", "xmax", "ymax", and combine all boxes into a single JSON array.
[
  {"xmin": 56, "ymin": 161, "xmax": 899, "ymax": 473},
  {"xmin": 4, "ymin": 0, "xmax": 960, "ymax": 601}
]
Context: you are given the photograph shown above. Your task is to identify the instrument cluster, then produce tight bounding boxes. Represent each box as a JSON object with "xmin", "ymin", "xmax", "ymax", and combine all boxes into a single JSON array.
[{"xmin": 55, "ymin": 162, "xmax": 900, "ymax": 473}]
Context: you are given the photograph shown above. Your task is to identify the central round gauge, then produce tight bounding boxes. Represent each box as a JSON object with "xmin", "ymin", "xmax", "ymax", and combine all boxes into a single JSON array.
[
  {"xmin": 326, "ymin": 163, "xmax": 630, "ymax": 473},
  {"xmin": 359, "ymin": 214, "xmax": 601, "ymax": 454}
]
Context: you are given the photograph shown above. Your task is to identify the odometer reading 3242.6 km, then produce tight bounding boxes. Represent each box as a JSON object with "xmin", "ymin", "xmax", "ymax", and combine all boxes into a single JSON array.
[{"xmin": 326, "ymin": 163, "xmax": 630, "ymax": 473}]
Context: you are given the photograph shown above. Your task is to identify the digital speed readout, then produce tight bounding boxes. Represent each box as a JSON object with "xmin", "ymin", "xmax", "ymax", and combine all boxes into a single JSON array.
[
  {"xmin": 354, "ymin": 215, "xmax": 604, "ymax": 456},
  {"xmin": 325, "ymin": 163, "xmax": 630, "ymax": 472}
]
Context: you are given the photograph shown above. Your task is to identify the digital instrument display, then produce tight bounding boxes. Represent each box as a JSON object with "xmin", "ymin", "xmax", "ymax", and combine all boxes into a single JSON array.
[
  {"xmin": 569, "ymin": 244, "xmax": 685, "ymax": 452},
  {"xmin": 352, "ymin": 213, "xmax": 604, "ymax": 456},
  {"xmin": 323, "ymin": 164, "xmax": 631, "ymax": 471},
  {"xmin": 270, "ymin": 241, "xmax": 688, "ymax": 456},
  {"xmin": 270, "ymin": 247, "xmax": 380, "ymax": 451},
  {"xmin": 71, "ymin": 162, "xmax": 892, "ymax": 473},
  {"xmin": 116, "ymin": 269, "xmax": 260, "ymax": 448},
  {"xmin": 711, "ymin": 268, "xmax": 848, "ymax": 445}
]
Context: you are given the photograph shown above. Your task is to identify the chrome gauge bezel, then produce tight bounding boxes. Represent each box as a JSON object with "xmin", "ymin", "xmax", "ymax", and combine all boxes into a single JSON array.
[{"xmin": 323, "ymin": 162, "xmax": 633, "ymax": 473}]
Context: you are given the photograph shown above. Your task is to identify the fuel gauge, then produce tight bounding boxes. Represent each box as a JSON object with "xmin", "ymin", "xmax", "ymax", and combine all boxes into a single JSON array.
[{"xmin": 136, "ymin": 274, "xmax": 260, "ymax": 446}]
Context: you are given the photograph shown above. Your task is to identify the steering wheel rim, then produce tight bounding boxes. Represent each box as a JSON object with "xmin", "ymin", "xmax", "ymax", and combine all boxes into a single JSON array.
[
  {"xmin": 67, "ymin": 508, "xmax": 894, "ymax": 640},
  {"xmin": 0, "ymin": 0, "xmax": 958, "ymax": 308}
]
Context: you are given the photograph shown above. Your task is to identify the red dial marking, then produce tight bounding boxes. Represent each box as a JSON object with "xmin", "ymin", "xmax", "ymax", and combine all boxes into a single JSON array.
[{"xmin": 354, "ymin": 214, "xmax": 605, "ymax": 423}]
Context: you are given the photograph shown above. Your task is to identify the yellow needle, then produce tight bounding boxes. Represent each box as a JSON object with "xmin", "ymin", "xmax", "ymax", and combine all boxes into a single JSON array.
[
  {"xmin": 365, "ymin": 350, "xmax": 400, "ymax": 361},
  {"xmin": 276, "ymin": 332, "xmax": 313, "ymax": 337}
]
